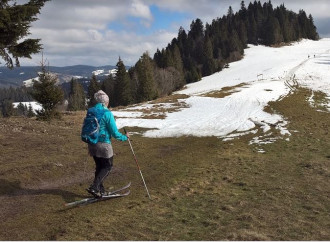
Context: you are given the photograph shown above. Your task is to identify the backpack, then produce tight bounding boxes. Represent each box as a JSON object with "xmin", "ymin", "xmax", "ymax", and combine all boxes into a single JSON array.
[{"xmin": 81, "ymin": 107, "xmax": 106, "ymax": 144}]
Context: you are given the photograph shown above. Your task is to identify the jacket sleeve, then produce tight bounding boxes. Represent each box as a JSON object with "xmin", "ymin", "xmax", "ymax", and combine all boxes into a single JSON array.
[{"xmin": 106, "ymin": 111, "xmax": 128, "ymax": 141}]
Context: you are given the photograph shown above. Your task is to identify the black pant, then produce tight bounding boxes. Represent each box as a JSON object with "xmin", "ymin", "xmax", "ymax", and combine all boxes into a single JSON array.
[{"xmin": 90, "ymin": 156, "xmax": 113, "ymax": 192}]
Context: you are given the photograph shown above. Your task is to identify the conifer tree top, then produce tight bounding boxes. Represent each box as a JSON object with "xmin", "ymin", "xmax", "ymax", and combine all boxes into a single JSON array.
[{"xmin": 0, "ymin": 0, "xmax": 48, "ymax": 69}]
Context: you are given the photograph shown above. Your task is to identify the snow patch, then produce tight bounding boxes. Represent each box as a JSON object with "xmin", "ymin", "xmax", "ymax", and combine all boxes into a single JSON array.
[
  {"xmin": 109, "ymin": 69, "xmax": 117, "ymax": 76},
  {"xmin": 13, "ymin": 101, "xmax": 42, "ymax": 113},
  {"xmin": 113, "ymin": 111, "xmax": 143, "ymax": 118},
  {"xmin": 23, "ymin": 77, "xmax": 38, "ymax": 87},
  {"xmin": 92, "ymin": 69, "xmax": 104, "ymax": 76},
  {"xmin": 92, "ymin": 68, "xmax": 117, "ymax": 76},
  {"xmin": 73, "ymin": 75, "xmax": 84, "ymax": 79},
  {"xmin": 114, "ymin": 39, "xmax": 330, "ymax": 143}
]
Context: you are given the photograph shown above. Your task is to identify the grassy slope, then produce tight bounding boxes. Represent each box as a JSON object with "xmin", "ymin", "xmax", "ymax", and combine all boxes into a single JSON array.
[{"xmin": 0, "ymin": 88, "xmax": 329, "ymax": 240}]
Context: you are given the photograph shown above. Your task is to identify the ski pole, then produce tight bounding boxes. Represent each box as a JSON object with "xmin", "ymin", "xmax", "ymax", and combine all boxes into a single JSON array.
[{"xmin": 124, "ymin": 128, "xmax": 151, "ymax": 200}]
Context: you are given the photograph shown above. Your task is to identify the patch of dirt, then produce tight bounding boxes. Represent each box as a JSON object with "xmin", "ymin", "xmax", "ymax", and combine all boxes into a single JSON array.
[{"xmin": 201, "ymin": 83, "xmax": 248, "ymax": 98}]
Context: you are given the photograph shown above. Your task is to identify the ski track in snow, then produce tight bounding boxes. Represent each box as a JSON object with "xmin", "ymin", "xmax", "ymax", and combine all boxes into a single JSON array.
[{"xmin": 114, "ymin": 39, "xmax": 330, "ymax": 144}]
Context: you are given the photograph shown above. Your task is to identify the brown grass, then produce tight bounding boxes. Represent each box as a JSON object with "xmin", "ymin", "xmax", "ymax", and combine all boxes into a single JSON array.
[
  {"xmin": 0, "ymin": 88, "xmax": 329, "ymax": 240},
  {"xmin": 113, "ymin": 94, "xmax": 190, "ymax": 120},
  {"xmin": 202, "ymin": 83, "xmax": 248, "ymax": 98}
]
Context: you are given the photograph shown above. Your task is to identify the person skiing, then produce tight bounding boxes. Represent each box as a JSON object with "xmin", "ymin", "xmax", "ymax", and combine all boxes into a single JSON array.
[{"xmin": 86, "ymin": 90, "xmax": 129, "ymax": 198}]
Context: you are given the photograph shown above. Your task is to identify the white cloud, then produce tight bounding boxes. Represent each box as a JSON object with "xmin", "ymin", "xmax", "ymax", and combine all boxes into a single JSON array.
[
  {"xmin": 266, "ymin": 0, "xmax": 330, "ymax": 18},
  {"xmin": 130, "ymin": 0, "xmax": 153, "ymax": 20},
  {"xmin": 27, "ymin": 27, "xmax": 176, "ymax": 67},
  {"xmin": 22, "ymin": 0, "xmax": 178, "ymax": 66},
  {"xmin": 148, "ymin": 0, "xmax": 239, "ymax": 21}
]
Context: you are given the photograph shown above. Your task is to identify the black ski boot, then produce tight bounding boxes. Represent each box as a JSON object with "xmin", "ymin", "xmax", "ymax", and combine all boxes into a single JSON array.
[
  {"xmin": 86, "ymin": 187, "xmax": 101, "ymax": 198},
  {"xmin": 100, "ymin": 184, "xmax": 106, "ymax": 197}
]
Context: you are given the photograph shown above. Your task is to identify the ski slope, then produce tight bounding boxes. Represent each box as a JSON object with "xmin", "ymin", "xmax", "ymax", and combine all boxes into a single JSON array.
[{"xmin": 115, "ymin": 38, "xmax": 330, "ymax": 142}]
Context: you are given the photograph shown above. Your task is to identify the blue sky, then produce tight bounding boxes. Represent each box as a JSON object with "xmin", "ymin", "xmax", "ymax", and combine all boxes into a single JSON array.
[
  {"xmin": 17, "ymin": 0, "xmax": 330, "ymax": 67},
  {"xmin": 108, "ymin": 5, "xmax": 192, "ymax": 36},
  {"xmin": 149, "ymin": 5, "xmax": 192, "ymax": 33}
]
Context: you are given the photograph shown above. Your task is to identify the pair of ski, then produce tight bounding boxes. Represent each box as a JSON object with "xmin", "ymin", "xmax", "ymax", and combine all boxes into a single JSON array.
[{"xmin": 65, "ymin": 182, "xmax": 131, "ymax": 207}]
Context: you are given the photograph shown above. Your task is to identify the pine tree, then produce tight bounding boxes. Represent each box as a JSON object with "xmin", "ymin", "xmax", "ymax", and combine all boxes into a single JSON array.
[
  {"xmin": 177, "ymin": 27, "xmax": 187, "ymax": 57},
  {"xmin": 16, "ymin": 102, "xmax": 26, "ymax": 116},
  {"xmin": 264, "ymin": 15, "xmax": 283, "ymax": 45},
  {"xmin": 227, "ymin": 6, "xmax": 234, "ymax": 19},
  {"xmin": 171, "ymin": 44, "xmax": 185, "ymax": 89},
  {"xmin": 276, "ymin": 4, "xmax": 290, "ymax": 42},
  {"xmin": 238, "ymin": 22, "xmax": 248, "ymax": 49},
  {"xmin": 297, "ymin": 10, "xmax": 308, "ymax": 38},
  {"xmin": 30, "ymin": 64, "xmax": 64, "ymax": 120},
  {"xmin": 27, "ymin": 103, "xmax": 35, "ymax": 117},
  {"xmin": 185, "ymin": 58, "xmax": 201, "ymax": 83},
  {"xmin": 188, "ymin": 18, "xmax": 205, "ymax": 65},
  {"xmin": 128, "ymin": 66, "xmax": 139, "ymax": 103},
  {"xmin": 239, "ymin": 1, "xmax": 247, "ymax": 20},
  {"xmin": 153, "ymin": 48, "xmax": 164, "ymax": 68},
  {"xmin": 102, "ymin": 74, "xmax": 115, "ymax": 107},
  {"xmin": 307, "ymin": 14, "xmax": 319, "ymax": 40},
  {"xmin": 0, "ymin": 0, "xmax": 48, "ymax": 68},
  {"xmin": 114, "ymin": 57, "xmax": 132, "ymax": 106},
  {"xmin": 68, "ymin": 78, "xmax": 86, "ymax": 111},
  {"xmin": 247, "ymin": 5, "xmax": 258, "ymax": 44},
  {"xmin": 228, "ymin": 30, "xmax": 242, "ymax": 56},
  {"xmin": 202, "ymin": 35, "xmax": 216, "ymax": 76},
  {"xmin": 164, "ymin": 48, "xmax": 174, "ymax": 68},
  {"xmin": 189, "ymin": 18, "xmax": 204, "ymax": 40},
  {"xmin": 1, "ymin": 98, "xmax": 14, "ymax": 117},
  {"xmin": 87, "ymin": 74, "xmax": 101, "ymax": 107},
  {"xmin": 136, "ymin": 52, "xmax": 157, "ymax": 102}
]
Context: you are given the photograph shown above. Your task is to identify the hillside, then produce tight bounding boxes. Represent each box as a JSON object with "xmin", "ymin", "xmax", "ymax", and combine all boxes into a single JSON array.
[
  {"xmin": 0, "ymin": 39, "xmax": 329, "ymax": 240},
  {"xmin": 114, "ymin": 39, "xmax": 330, "ymax": 141}
]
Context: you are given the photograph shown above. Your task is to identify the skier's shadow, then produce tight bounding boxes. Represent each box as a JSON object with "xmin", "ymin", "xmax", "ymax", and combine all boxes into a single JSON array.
[{"xmin": 0, "ymin": 179, "xmax": 84, "ymax": 202}]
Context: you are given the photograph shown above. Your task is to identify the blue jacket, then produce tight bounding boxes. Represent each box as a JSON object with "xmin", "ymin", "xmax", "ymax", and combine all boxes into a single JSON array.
[{"xmin": 94, "ymin": 103, "xmax": 127, "ymax": 143}]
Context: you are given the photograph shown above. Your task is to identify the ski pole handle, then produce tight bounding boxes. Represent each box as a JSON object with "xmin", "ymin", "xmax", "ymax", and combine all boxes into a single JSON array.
[
  {"xmin": 123, "ymin": 127, "xmax": 130, "ymax": 140},
  {"xmin": 124, "ymin": 127, "xmax": 129, "ymax": 138}
]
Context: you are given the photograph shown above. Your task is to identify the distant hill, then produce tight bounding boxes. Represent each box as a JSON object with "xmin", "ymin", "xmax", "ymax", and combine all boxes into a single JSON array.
[{"xmin": 0, "ymin": 65, "xmax": 118, "ymax": 88}]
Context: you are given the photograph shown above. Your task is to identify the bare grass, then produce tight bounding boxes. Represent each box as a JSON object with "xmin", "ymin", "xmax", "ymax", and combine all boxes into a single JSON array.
[
  {"xmin": 0, "ymin": 88, "xmax": 329, "ymax": 240},
  {"xmin": 202, "ymin": 83, "xmax": 248, "ymax": 98}
]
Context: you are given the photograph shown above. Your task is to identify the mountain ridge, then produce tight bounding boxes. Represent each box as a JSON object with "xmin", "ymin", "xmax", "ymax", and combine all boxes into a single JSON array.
[{"xmin": 0, "ymin": 65, "xmax": 118, "ymax": 88}]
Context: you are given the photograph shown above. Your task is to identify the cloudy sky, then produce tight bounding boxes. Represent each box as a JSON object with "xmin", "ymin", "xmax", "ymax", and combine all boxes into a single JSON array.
[{"xmin": 18, "ymin": 0, "xmax": 330, "ymax": 67}]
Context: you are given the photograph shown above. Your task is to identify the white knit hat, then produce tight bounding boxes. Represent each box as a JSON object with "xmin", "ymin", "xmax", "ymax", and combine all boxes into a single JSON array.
[{"xmin": 94, "ymin": 90, "xmax": 109, "ymax": 104}]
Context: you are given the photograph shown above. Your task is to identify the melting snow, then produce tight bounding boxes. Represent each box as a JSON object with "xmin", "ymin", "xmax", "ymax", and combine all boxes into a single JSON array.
[{"xmin": 114, "ymin": 38, "xmax": 330, "ymax": 144}]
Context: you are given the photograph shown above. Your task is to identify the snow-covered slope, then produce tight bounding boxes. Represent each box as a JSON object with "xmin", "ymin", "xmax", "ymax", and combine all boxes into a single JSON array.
[
  {"xmin": 12, "ymin": 101, "xmax": 42, "ymax": 113},
  {"xmin": 115, "ymin": 39, "xmax": 330, "ymax": 142}
]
